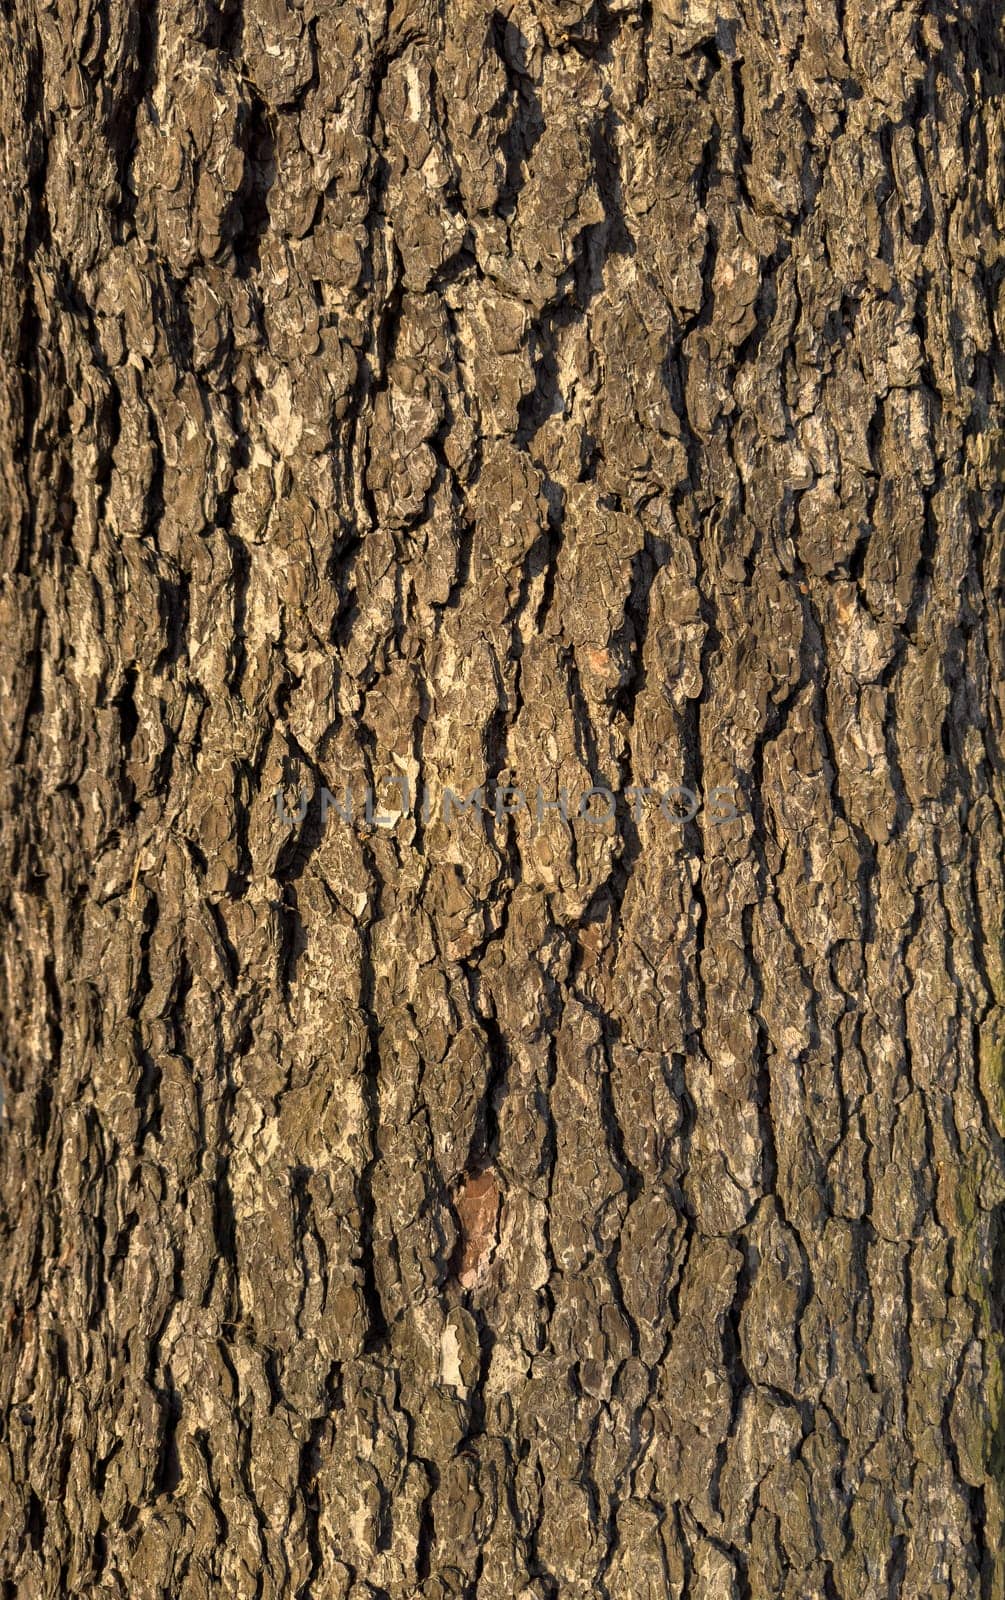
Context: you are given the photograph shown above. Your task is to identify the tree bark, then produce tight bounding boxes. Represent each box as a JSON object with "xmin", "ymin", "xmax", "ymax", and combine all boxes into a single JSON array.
[{"xmin": 3, "ymin": 0, "xmax": 1005, "ymax": 1595}]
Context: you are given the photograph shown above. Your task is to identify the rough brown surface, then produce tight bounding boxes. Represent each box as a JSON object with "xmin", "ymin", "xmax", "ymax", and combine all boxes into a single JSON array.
[{"xmin": 2, "ymin": 0, "xmax": 1005, "ymax": 1594}]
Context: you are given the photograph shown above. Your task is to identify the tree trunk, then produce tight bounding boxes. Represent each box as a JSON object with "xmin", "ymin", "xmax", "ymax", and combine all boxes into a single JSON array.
[{"xmin": 3, "ymin": 0, "xmax": 1005, "ymax": 1594}]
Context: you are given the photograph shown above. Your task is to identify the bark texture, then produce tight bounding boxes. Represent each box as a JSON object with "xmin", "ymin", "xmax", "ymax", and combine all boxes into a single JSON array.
[{"xmin": 3, "ymin": 0, "xmax": 1005, "ymax": 1594}]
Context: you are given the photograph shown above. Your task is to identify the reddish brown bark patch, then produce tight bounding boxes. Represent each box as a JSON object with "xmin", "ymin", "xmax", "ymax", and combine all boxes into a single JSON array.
[{"xmin": 451, "ymin": 1168, "xmax": 501, "ymax": 1288}]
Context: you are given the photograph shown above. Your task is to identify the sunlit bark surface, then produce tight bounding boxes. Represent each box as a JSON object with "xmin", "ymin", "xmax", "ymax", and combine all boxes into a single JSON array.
[{"xmin": 3, "ymin": 0, "xmax": 1005, "ymax": 1594}]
